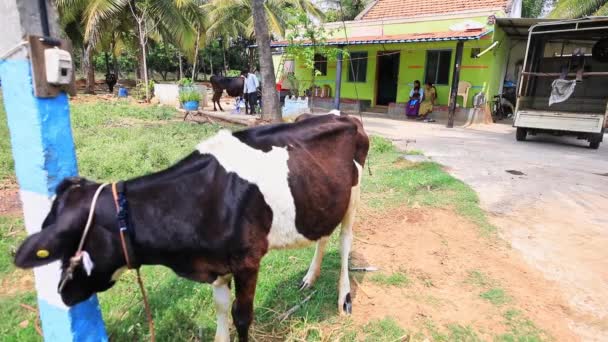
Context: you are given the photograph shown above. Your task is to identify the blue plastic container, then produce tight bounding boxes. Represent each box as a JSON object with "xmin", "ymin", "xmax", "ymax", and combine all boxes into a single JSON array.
[
  {"xmin": 183, "ymin": 100, "xmax": 199, "ymax": 111},
  {"xmin": 118, "ymin": 87, "xmax": 128, "ymax": 97}
]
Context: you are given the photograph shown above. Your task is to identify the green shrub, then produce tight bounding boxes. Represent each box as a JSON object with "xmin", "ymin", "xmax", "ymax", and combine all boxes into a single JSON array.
[
  {"xmin": 370, "ymin": 136, "xmax": 394, "ymax": 154},
  {"xmin": 177, "ymin": 78, "xmax": 194, "ymax": 87},
  {"xmin": 132, "ymin": 80, "xmax": 155, "ymax": 100},
  {"xmin": 178, "ymin": 87, "xmax": 201, "ymax": 103}
]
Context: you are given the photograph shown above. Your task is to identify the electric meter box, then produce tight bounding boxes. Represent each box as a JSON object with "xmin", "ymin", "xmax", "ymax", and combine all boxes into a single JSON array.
[{"xmin": 44, "ymin": 48, "xmax": 73, "ymax": 85}]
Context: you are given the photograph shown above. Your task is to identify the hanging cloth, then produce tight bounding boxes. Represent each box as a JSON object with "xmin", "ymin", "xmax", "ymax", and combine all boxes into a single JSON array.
[{"xmin": 549, "ymin": 79, "xmax": 576, "ymax": 106}]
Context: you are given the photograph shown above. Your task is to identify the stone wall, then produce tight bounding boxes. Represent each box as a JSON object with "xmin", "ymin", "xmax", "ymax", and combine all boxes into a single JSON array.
[
  {"xmin": 282, "ymin": 96, "xmax": 310, "ymax": 118},
  {"xmin": 311, "ymin": 97, "xmax": 371, "ymax": 112}
]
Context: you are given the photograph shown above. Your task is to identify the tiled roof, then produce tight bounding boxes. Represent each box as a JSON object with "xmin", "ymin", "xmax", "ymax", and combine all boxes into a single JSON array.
[
  {"xmin": 270, "ymin": 29, "xmax": 491, "ymax": 47},
  {"xmin": 359, "ymin": 0, "xmax": 510, "ymax": 20}
]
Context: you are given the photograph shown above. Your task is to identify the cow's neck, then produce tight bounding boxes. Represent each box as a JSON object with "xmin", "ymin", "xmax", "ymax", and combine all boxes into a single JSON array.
[{"xmin": 103, "ymin": 151, "xmax": 220, "ymax": 267}]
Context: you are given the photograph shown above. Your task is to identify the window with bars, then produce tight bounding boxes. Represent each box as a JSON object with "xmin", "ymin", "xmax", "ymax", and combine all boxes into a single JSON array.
[
  {"xmin": 425, "ymin": 50, "xmax": 452, "ymax": 85},
  {"xmin": 347, "ymin": 52, "xmax": 368, "ymax": 82},
  {"xmin": 314, "ymin": 54, "xmax": 327, "ymax": 76}
]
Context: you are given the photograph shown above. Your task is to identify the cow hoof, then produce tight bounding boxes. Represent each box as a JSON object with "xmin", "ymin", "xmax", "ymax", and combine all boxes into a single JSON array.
[
  {"xmin": 341, "ymin": 293, "xmax": 352, "ymax": 315},
  {"xmin": 299, "ymin": 278, "xmax": 315, "ymax": 291},
  {"xmin": 299, "ymin": 272, "xmax": 318, "ymax": 290}
]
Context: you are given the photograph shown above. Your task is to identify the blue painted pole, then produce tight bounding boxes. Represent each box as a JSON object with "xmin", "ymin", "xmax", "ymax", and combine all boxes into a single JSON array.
[
  {"xmin": 334, "ymin": 48, "xmax": 343, "ymax": 110},
  {"xmin": 0, "ymin": 1, "xmax": 107, "ymax": 341}
]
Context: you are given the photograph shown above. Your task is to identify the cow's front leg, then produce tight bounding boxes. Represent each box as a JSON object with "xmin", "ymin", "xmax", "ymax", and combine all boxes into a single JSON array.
[
  {"xmin": 300, "ymin": 237, "xmax": 328, "ymax": 290},
  {"xmin": 213, "ymin": 274, "xmax": 233, "ymax": 342},
  {"xmin": 232, "ymin": 267, "xmax": 259, "ymax": 342}
]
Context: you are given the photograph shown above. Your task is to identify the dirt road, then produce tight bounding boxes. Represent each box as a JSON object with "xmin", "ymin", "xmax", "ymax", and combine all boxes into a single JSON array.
[{"xmin": 363, "ymin": 117, "xmax": 608, "ymax": 340}]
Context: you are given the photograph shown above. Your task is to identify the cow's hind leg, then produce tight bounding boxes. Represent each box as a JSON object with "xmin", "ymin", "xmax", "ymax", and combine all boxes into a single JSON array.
[
  {"xmin": 212, "ymin": 91, "xmax": 222, "ymax": 111},
  {"xmin": 213, "ymin": 274, "xmax": 233, "ymax": 342},
  {"xmin": 232, "ymin": 267, "xmax": 259, "ymax": 342},
  {"xmin": 300, "ymin": 237, "xmax": 328, "ymax": 290},
  {"xmin": 338, "ymin": 161, "xmax": 363, "ymax": 315}
]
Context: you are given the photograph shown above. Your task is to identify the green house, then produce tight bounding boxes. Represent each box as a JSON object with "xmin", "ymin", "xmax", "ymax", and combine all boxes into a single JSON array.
[{"xmin": 272, "ymin": 0, "xmax": 527, "ymax": 120}]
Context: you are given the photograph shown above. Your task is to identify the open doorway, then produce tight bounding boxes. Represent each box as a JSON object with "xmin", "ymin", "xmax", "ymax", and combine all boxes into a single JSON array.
[{"xmin": 376, "ymin": 51, "xmax": 400, "ymax": 106}]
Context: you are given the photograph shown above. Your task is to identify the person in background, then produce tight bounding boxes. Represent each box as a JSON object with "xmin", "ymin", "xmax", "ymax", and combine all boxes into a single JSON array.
[
  {"xmin": 406, "ymin": 80, "xmax": 424, "ymax": 118},
  {"xmin": 419, "ymin": 81, "xmax": 437, "ymax": 122},
  {"xmin": 242, "ymin": 69, "xmax": 259, "ymax": 115}
]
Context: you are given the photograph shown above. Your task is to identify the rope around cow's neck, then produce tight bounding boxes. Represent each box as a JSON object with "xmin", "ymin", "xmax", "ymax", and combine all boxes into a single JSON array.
[
  {"xmin": 60, "ymin": 182, "xmax": 156, "ymax": 342},
  {"xmin": 59, "ymin": 183, "xmax": 109, "ymax": 293},
  {"xmin": 77, "ymin": 183, "xmax": 110, "ymax": 252}
]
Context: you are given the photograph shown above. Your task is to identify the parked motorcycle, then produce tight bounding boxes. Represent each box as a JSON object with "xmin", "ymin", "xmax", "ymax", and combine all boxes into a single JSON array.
[{"xmin": 491, "ymin": 81, "xmax": 516, "ymax": 122}]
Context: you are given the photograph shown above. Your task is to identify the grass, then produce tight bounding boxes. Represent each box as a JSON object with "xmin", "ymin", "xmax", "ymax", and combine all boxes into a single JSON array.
[
  {"xmin": 0, "ymin": 98, "xmax": 12, "ymax": 181},
  {"xmin": 369, "ymin": 272, "xmax": 410, "ymax": 287},
  {"xmin": 496, "ymin": 310, "xmax": 551, "ymax": 342},
  {"xmin": 0, "ymin": 216, "xmax": 25, "ymax": 277},
  {"xmin": 362, "ymin": 317, "xmax": 407, "ymax": 341},
  {"xmin": 480, "ymin": 288, "xmax": 511, "ymax": 306},
  {"xmin": 424, "ymin": 319, "xmax": 482, "ymax": 342},
  {"xmin": 0, "ymin": 97, "xmax": 540, "ymax": 340},
  {"xmin": 364, "ymin": 137, "xmax": 495, "ymax": 234},
  {"xmin": 466, "ymin": 270, "xmax": 495, "ymax": 288},
  {"xmin": 404, "ymin": 149, "xmax": 424, "ymax": 155}
]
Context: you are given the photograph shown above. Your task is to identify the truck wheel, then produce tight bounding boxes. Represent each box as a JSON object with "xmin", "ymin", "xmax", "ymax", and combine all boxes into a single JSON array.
[
  {"xmin": 589, "ymin": 130, "xmax": 604, "ymax": 149},
  {"xmin": 516, "ymin": 127, "xmax": 527, "ymax": 141}
]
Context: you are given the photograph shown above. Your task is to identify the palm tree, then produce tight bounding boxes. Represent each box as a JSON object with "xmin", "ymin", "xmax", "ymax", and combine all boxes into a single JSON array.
[
  {"xmin": 204, "ymin": 0, "xmax": 322, "ymax": 120},
  {"xmin": 204, "ymin": 0, "xmax": 323, "ymax": 39},
  {"xmin": 55, "ymin": 0, "xmax": 202, "ymax": 100},
  {"xmin": 252, "ymin": 0, "xmax": 281, "ymax": 121},
  {"xmin": 549, "ymin": 0, "xmax": 608, "ymax": 18},
  {"xmin": 56, "ymin": 1, "xmax": 96, "ymax": 94}
]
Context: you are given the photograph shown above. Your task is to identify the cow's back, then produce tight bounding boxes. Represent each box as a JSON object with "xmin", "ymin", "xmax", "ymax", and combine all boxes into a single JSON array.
[
  {"xmin": 230, "ymin": 115, "xmax": 369, "ymax": 242},
  {"xmin": 210, "ymin": 76, "xmax": 243, "ymax": 97}
]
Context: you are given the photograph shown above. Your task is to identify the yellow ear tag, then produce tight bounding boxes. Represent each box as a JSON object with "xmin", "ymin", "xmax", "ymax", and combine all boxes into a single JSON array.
[{"xmin": 36, "ymin": 250, "xmax": 50, "ymax": 258}]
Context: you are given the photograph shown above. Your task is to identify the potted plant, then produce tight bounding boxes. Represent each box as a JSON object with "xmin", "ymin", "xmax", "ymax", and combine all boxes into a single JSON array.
[{"xmin": 179, "ymin": 87, "xmax": 201, "ymax": 111}]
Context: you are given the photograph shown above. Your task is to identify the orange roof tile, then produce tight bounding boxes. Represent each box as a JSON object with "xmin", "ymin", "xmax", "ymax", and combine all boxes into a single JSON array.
[
  {"xmin": 271, "ymin": 29, "xmax": 490, "ymax": 47},
  {"xmin": 360, "ymin": 0, "xmax": 510, "ymax": 20}
]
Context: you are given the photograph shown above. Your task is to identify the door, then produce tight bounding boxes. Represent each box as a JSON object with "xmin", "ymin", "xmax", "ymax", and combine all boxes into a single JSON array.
[{"xmin": 376, "ymin": 51, "xmax": 400, "ymax": 106}]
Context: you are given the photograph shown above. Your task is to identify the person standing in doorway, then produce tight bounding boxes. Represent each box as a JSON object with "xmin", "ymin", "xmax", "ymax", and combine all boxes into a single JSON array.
[{"xmin": 242, "ymin": 69, "xmax": 260, "ymax": 115}]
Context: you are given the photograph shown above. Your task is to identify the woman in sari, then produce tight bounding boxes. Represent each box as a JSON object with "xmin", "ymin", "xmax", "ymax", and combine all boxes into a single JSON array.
[
  {"xmin": 419, "ymin": 81, "xmax": 436, "ymax": 121},
  {"xmin": 406, "ymin": 80, "xmax": 424, "ymax": 118}
]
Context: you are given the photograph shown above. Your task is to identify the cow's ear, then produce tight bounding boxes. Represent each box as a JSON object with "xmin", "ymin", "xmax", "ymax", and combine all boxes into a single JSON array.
[{"xmin": 14, "ymin": 226, "xmax": 69, "ymax": 268}]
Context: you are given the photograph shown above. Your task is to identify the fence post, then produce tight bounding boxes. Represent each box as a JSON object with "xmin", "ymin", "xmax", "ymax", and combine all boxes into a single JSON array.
[{"xmin": 0, "ymin": 1, "xmax": 108, "ymax": 340}]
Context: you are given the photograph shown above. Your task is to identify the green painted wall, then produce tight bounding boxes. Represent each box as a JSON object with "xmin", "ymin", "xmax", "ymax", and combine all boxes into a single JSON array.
[
  {"xmin": 286, "ymin": 13, "xmax": 512, "ymax": 109},
  {"xmin": 291, "ymin": 35, "xmax": 507, "ymax": 108}
]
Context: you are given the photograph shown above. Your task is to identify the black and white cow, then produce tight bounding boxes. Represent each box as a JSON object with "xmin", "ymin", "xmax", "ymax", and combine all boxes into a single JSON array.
[{"xmin": 14, "ymin": 113, "xmax": 369, "ymax": 342}]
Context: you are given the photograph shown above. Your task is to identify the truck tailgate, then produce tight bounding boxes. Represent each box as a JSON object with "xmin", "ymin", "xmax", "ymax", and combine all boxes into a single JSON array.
[{"xmin": 514, "ymin": 110, "xmax": 605, "ymax": 133}]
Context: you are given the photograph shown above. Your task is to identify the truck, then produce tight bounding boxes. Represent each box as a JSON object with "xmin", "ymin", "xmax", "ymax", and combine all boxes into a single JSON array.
[{"xmin": 514, "ymin": 17, "xmax": 608, "ymax": 149}]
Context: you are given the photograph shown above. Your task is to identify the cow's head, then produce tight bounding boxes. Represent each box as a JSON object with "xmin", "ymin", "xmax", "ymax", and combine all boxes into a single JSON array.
[{"xmin": 14, "ymin": 177, "xmax": 126, "ymax": 306}]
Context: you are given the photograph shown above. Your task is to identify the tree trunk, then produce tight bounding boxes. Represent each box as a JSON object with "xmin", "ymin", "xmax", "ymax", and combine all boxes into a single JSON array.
[
  {"xmin": 251, "ymin": 0, "xmax": 281, "ymax": 121},
  {"xmin": 137, "ymin": 21, "xmax": 150, "ymax": 101},
  {"xmin": 209, "ymin": 53, "xmax": 213, "ymax": 76},
  {"xmin": 222, "ymin": 45, "xmax": 228, "ymax": 75},
  {"xmin": 192, "ymin": 27, "xmax": 201, "ymax": 81},
  {"xmin": 178, "ymin": 52, "xmax": 183, "ymax": 80},
  {"xmin": 134, "ymin": 43, "xmax": 143, "ymax": 79},
  {"xmin": 83, "ymin": 43, "xmax": 95, "ymax": 94},
  {"xmin": 200, "ymin": 55, "xmax": 206, "ymax": 81},
  {"xmin": 104, "ymin": 52, "xmax": 111, "ymax": 75},
  {"xmin": 111, "ymin": 34, "xmax": 119, "ymax": 78}
]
